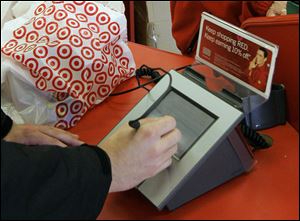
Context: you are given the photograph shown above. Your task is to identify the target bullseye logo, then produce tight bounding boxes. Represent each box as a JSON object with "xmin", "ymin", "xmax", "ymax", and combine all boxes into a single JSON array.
[
  {"xmin": 13, "ymin": 26, "xmax": 26, "ymax": 39},
  {"xmin": 79, "ymin": 28, "xmax": 93, "ymax": 39},
  {"xmin": 87, "ymin": 92, "xmax": 97, "ymax": 107},
  {"xmin": 59, "ymin": 68, "xmax": 73, "ymax": 82},
  {"xmin": 46, "ymin": 56, "xmax": 60, "ymax": 71},
  {"xmin": 95, "ymin": 72, "xmax": 107, "ymax": 84},
  {"xmin": 108, "ymin": 22, "xmax": 120, "ymax": 35},
  {"xmin": 46, "ymin": 22, "xmax": 58, "ymax": 35},
  {"xmin": 70, "ymin": 56, "xmax": 84, "ymax": 71},
  {"xmin": 69, "ymin": 35, "xmax": 83, "ymax": 47},
  {"xmin": 96, "ymin": 12, "xmax": 110, "ymax": 25},
  {"xmin": 97, "ymin": 84, "xmax": 111, "ymax": 98},
  {"xmin": 26, "ymin": 31, "xmax": 39, "ymax": 43},
  {"xmin": 113, "ymin": 45, "xmax": 123, "ymax": 58},
  {"xmin": 75, "ymin": 13, "xmax": 88, "ymax": 22},
  {"xmin": 68, "ymin": 80, "xmax": 85, "ymax": 98},
  {"xmin": 44, "ymin": 5, "xmax": 56, "ymax": 16},
  {"xmin": 12, "ymin": 53, "xmax": 25, "ymax": 63},
  {"xmin": 33, "ymin": 17, "xmax": 46, "ymax": 30},
  {"xmin": 91, "ymin": 38, "xmax": 102, "ymax": 51},
  {"xmin": 33, "ymin": 46, "xmax": 48, "ymax": 58},
  {"xmin": 56, "ymin": 103, "xmax": 68, "ymax": 118},
  {"xmin": 39, "ymin": 66, "xmax": 53, "ymax": 80},
  {"xmin": 36, "ymin": 77, "xmax": 47, "ymax": 91},
  {"xmin": 99, "ymin": 32, "xmax": 110, "ymax": 43},
  {"xmin": 25, "ymin": 58, "xmax": 39, "ymax": 72},
  {"xmin": 81, "ymin": 47, "xmax": 94, "ymax": 60},
  {"xmin": 3, "ymin": 39, "xmax": 18, "ymax": 49},
  {"xmin": 111, "ymin": 75, "xmax": 120, "ymax": 88},
  {"xmin": 120, "ymin": 57, "xmax": 129, "ymax": 69},
  {"xmin": 66, "ymin": 18, "xmax": 80, "ymax": 28},
  {"xmin": 92, "ymin": 58, "xmax": 104, "ymax": 72},
  {"xmin": 35, "ymin": 3, "xmax": 46, "ymax": 15},
  {"xmin": 84, "ymin": 2, "xmax": 98, "ymax": 16},
  {"xmin": 70, "ymin": 100, "xmax": 83, "ymax": 114},
  {"xmin": 55, "ymin": 92, "xmax": 69, "ymax": 101},
  {"xmin": 88, "ymin": 22, "xmax": 100, "ymax": 33},
  {"xmin": 53, "ymin": 76, "xmax": 67, "ymax": 90},
  {"xmin": 57, "ymin": 27, "xmax": 71, "ymax": 40},
  {"xmin": 54, "ymin": 9, "xmax": 68, "ymax": 21},
  {"xmin": 57, "ymin": 44, "xmax": 72, "ymax": 59},
  {"xmin": 64, "ymin": 3, "xmax": 76, "ymax": 13}
]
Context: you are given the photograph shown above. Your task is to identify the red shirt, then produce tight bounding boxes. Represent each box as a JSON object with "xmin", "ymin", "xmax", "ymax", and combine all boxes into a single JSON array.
[{"xmin": 248, "ymin": 64, "xmax": 268, "ymax": 91}]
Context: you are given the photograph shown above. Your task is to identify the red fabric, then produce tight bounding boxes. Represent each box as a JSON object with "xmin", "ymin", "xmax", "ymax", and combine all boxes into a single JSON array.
[{"xmin": 170, "ymin": 1, "xmax": 272, "ymax": 56}]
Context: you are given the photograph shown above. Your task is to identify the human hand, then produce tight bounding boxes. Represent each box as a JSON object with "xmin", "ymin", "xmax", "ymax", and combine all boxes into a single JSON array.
[
  {"xmin": 267, "ymin": 1, "xmax": 287, "ymax": 16},
  {"xmin": 3, "ymin": 123, "xmax": 84, "ymax": 147},
  {"xmin": 249, "ymin": 57, "xmax": 257, "ymax": 70},
  {"xmin": 100, "ymin": 116, "xmax": 181, "ymax": 192}
]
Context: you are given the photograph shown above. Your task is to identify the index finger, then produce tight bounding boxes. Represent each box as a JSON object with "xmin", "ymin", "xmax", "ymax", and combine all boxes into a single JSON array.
[{"xmin": 145, "ymin": 115, "xmax": 177, "ymax": 137}]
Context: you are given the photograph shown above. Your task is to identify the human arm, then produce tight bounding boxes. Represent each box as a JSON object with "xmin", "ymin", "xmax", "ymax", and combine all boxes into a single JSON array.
[
  {"xmin": 266, "ymin": 1, "xmax": 287, "ymax": 16},
  {"xmin": 1, "ymin": 115, "xmax": 181, "ymax": 219},
  {"xmin": 1, "ymin": 141, "xmax": 112, "ymax": 219}
]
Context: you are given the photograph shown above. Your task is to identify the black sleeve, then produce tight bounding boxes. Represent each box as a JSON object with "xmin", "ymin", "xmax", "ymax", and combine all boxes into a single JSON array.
[
  {"xmin": 1, "ymin": 109, "xmax": 13, "ymax": 139},
  {"xmin": 1, "ymin": 141, "xmax": 112, "ymax": 220}
]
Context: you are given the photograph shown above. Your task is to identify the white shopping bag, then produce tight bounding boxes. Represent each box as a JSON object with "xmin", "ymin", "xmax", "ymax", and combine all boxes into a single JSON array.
[{"xmin": 1, "ymin": 1, "xmax": 136, "ymax": 128}]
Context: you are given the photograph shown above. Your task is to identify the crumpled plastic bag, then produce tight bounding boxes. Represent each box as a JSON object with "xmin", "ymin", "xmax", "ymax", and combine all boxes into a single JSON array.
[{"xmin": 1, "ymin": 1, "xmax": 136, "ymax": 129}]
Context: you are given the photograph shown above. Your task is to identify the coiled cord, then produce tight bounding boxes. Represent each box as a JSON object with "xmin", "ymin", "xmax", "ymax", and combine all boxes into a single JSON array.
[
  {"xmin": 110, "ymin": 64, "xmax": 167, "ymax": 96},
  {"xmin": 240, "ymin": 122, "xmax": 272, "ymax": 150}
]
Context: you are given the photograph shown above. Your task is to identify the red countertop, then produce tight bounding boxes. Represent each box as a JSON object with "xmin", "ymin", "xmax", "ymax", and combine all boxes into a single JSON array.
[{"xmin": 69, "ymin": 42, "xmax": 299, "ymax": 220}]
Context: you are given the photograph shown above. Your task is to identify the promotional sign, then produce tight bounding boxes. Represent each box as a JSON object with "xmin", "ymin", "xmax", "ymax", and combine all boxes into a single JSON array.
[{"xmin": 196, "ymin": 12, "xmax": 278, "ymax": 99}]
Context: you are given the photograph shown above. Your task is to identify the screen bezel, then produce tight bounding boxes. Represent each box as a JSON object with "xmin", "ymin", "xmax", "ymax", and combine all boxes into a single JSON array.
[{"xmin": 144, "ymin": 88, "xmax": 218, "ymax": 160}]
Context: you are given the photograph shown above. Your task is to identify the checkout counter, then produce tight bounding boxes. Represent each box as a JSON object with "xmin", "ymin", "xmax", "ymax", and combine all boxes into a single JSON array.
[
  {"xmin": 70, "ymin": 11, "xmax": 298, "ymax": 219},
  {"xmin": 68, "ymin": 41, "xmax": 299, "ymax": 220}
]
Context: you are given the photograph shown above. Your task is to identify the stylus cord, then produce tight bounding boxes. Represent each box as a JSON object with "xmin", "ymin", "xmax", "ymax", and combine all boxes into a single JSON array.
[
  {"xmin": 110, "ymin": 65, "xmax": 170, "ymax": 96},
  {"xmin": 129, "ymin": 71, "xmax": 173, "ymax": 129},
  {"xmin": 240, "ymin": 122, "xmax": 272, "ymax": 150}
]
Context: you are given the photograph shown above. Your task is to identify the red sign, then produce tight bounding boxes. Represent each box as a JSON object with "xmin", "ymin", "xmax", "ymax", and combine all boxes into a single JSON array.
[{"xmin": 196, "ymin": 13, "xmax": 278, "ymax": 98}]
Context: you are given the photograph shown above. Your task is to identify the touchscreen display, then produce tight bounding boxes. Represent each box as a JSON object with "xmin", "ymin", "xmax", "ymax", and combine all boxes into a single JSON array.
[{"xmin": 147, "ymin": 90, "xmax": 217, "ymax": 159}]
